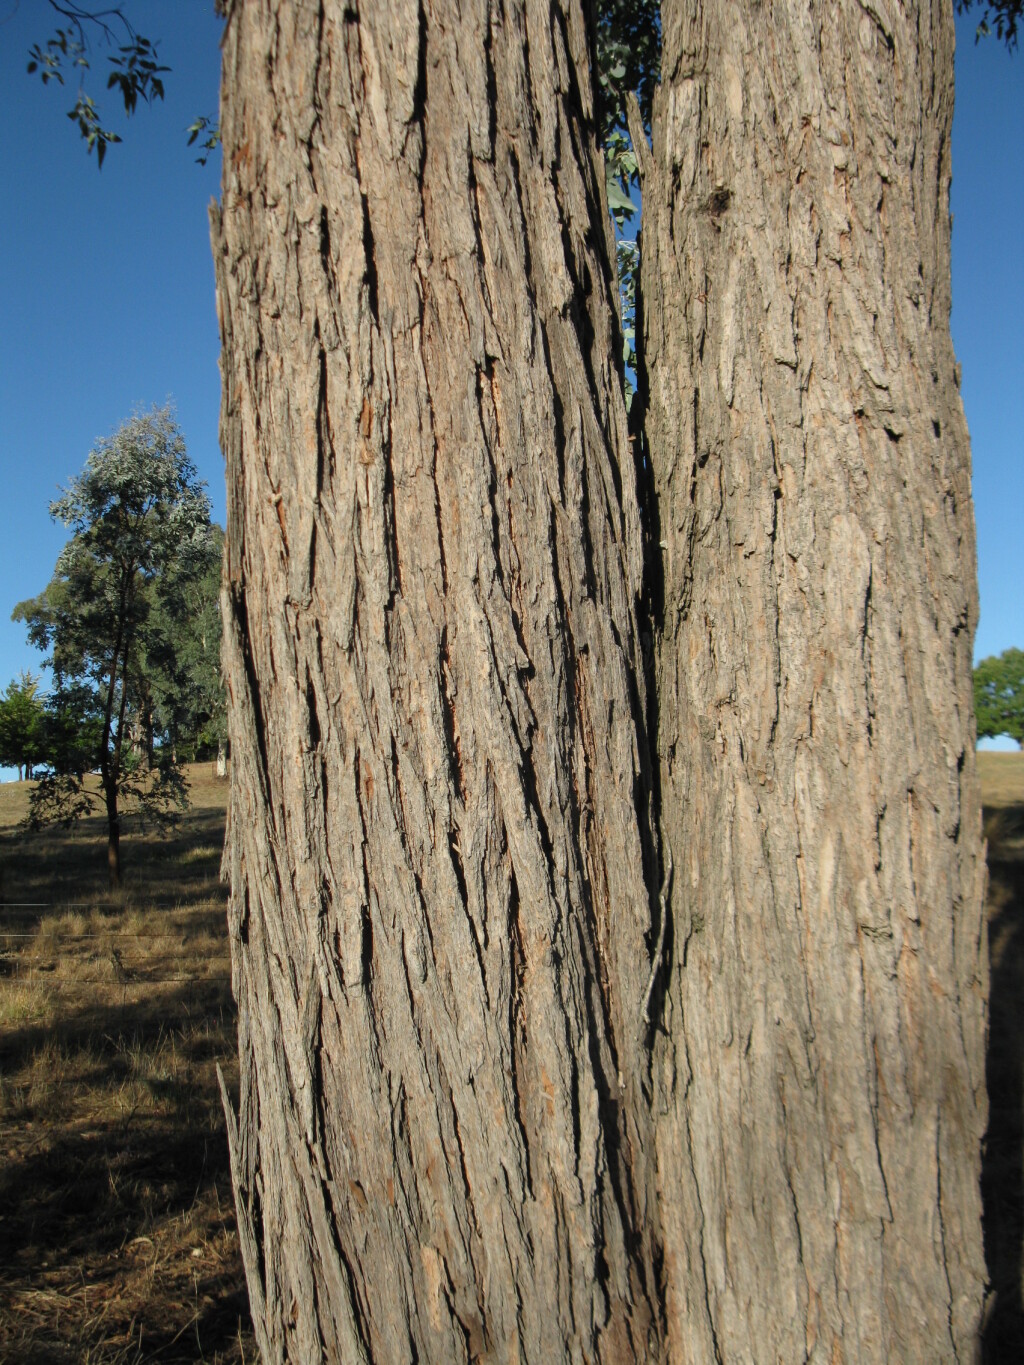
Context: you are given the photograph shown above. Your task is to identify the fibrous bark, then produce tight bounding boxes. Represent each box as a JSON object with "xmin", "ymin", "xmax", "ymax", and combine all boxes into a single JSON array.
[
  {"xmin": 213, "ymin": 0, "xmax": 990, "ymax": 1358},
  {"xmin": 212, "ymin": 0, "xmax": 660, "ymax": 1358},
  {"xmin": 640, "ymin": 1, "xmax": 988, "ymax": 1359}
]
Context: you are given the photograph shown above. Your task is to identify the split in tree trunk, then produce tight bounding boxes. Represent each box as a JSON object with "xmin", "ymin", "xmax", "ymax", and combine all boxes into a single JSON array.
[{"xmin": 213, "ymin": 0, "xmax": 989, "ymax": 1358}]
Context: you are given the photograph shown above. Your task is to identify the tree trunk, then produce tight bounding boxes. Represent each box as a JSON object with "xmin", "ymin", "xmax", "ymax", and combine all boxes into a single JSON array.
[
  {"xmin": 639, "ymin": 1, "xmax": 988, "ymax": 1359},
  {"xmin": 105, "ymin": 774, "xmax": 121, "ymax": 890},
  {"xmin": 213, "ymin": 1, "xmax": 660, "ymax": 1358}
]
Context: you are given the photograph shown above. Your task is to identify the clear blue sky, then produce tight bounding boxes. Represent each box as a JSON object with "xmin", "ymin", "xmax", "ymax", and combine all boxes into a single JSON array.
[{"xmin": 0, "ymin": 4, "xmax": 1021, "ymax": 770}]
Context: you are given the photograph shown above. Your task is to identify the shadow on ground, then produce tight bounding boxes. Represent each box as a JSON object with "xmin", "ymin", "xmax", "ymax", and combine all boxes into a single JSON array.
[
  {"xmin": 0, "ymin": 784, "xmax": 254, "ymax": 1363},
  {"xmin": 4, "ymin": 772, "xmax": 1023, "ymax": 1358},
  {"xmin": 982, "ymin": 799, "xmax": 1024, "ymax": 1363},
  {"xmin": 0, "ymin": 1019, "xmax": 248, "ymax": 1363}
]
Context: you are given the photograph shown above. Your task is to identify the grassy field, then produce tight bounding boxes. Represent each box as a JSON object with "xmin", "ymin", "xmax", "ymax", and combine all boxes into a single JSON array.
[
  {"xmin": 1, "ymin": 756, "xmax": 1022, "ymax": 1361},
  {"xmin": 0, "ymin": 765, "xmax": 254, "ymax": 1363}
]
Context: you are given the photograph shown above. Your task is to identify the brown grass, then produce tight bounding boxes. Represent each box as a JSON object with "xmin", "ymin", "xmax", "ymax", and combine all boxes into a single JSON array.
[
  {"xmin": 2, "ymin": 753, "xmax": 1023, "ymax": 1360},
  {"xmin": 0, "ymin": 763, "xmax": 254, "ymax": 1363}
]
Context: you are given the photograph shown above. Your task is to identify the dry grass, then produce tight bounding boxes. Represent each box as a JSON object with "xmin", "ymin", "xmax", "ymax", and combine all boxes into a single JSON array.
[
  {"xmin": 0, "ymin": 763, "xmax": 254, "ymax": 1363},
  {"xmin": 2, "ymin": 754, "xmax": 1022, "ymax": 1360}
]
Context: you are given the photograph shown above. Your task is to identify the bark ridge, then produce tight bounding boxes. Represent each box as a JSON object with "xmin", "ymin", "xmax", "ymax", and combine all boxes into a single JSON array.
[
  {"xmin": 641, "ymin": 3, "xmax": 987, "ymax": 1360},
  {"xmin": 214, "ymin": 1, "xmax": 660, "ymax": 1358}
]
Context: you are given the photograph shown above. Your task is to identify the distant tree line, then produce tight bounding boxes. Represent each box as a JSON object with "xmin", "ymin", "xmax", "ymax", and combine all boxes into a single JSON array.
[
  {"xmin": 974, "ymin": 647, "xmax": 1024, "ymax": 747},
  {"xmin": 6, "ymin": 406, "xmax": 224, "ymax": 885}
]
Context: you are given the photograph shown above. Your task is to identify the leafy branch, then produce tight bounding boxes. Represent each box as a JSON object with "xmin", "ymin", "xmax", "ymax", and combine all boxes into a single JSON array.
[
  {"xmin": 186, "ymin": 115, "xmax": 220, "ymax": 167},
  {"xmin": 26, "ymin": 2, "xmax": 218, "ymax": 167},
  {"xmin": 956, "ymin": 0, "xmax": 1022, "ymax": 48}
]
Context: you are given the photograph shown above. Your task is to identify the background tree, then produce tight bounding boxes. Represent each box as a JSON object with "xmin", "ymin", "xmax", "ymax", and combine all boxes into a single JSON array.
[
  {"xmin": 13, "ymin": 406, "xmax": 213, "ymax": 885},
  {"xmin": 975, "ymin": 647, "xmax": 1024, "ymax": 745},
  {"xmin": 39, "ymin": 680, "xmax": 104, "ymax": 779},
  {"xmin": 0, "ymin": 672, "xmax": 45, "ymax": 780},
  {"xmin": 149, "ymin": 521, "xmax": 226, "ymax": 764}
]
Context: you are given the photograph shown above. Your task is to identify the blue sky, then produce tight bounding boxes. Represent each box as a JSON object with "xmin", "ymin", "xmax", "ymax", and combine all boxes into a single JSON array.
[{"xmin": 0, "ymin": 4, "xmax": 1020, "ymax": 769}]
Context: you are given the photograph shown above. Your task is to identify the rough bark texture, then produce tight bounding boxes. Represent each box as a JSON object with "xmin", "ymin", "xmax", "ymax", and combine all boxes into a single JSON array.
[
  {"xmin": 640, "ymin": 1, "xmax": 988, "ymax": 1359},
  {"xmin": 212, "ymin": 1, "xmax": 660, "ymax": 1358}
]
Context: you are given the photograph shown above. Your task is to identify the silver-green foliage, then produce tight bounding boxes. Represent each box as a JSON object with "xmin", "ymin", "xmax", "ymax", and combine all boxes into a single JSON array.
[{"xmin": 13, "ymin": 406, "xmax": 214, "ymax": 880}]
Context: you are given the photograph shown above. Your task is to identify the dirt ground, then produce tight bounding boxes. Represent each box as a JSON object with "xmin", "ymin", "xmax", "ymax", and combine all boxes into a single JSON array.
[
  {"xmin": 1, "ymin": 755, "xmax": 1022, "ymax": 1361},
  {"xmin": 0, "ymin": 765, "xmax": 254, "ymax": 1363}
]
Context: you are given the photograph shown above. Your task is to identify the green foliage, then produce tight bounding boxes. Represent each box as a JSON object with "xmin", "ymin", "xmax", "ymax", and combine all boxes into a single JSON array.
[
  {"xmin": 595, "ymin": 0, "xmax": 660, "ymax": 143},
  {"xmin": 12, "ymin": 407, "xmax": 214, "ymax": 872},
  {"xmin": 0, "ymin": 673, "xmax": 46, "ymax": 779},
  {"xmin": 40, "ymin": 681, "xmax": 104, "ymax": 778},
  {"xmin": 27, "ymin": 7, "xmax": 168, "ymax": 168},
  {"xmin": 957, "ymin": 0, "xmax": 1023, "ymax": 48},
  {"xmin": 148, "ymin": 523, "xmax": 226, "ymax": 763},
  {"xmin": 605, "ymin": 129, "xmax": 640, "ymax": 376},
  {"xmin": 186, "ymin": 115, "xmax": 221, "ymax": 167},
  {"xmin": 975, "ymin": 648, "xmax": 1024, "ymax": 746},
  {"xmin": 27, "ymin": 2, "xmax": 218, "ymax": 166},
  {"xmin": 595, "ymin": 2, "xmax": 658, "ymax": 400}
]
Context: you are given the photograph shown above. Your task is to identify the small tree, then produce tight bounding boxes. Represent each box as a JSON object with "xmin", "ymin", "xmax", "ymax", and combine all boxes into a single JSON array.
[
  {"xmin": 13, "ymin": 407, "xmax": 213, "ymax": 885},
  {"xmin": 0, "ymin": 672, "xmax": 45, "ymax": 780},
  {"xmin": 975, "ymin": 647, "xmax": 1024, "ymax": 746}
]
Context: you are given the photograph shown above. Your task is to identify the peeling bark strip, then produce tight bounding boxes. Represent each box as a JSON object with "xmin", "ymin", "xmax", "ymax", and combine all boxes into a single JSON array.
[
  {"xmin": 213, "ymin": 0, "xmax": 660, "ymax": 1358},
  {"xmin": 643, "ymin": 1, "xmax": 988, "ymax": 1359}
]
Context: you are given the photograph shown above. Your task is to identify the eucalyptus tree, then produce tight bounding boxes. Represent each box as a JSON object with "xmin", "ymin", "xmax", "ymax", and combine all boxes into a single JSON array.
[
  {"xmin": 22, "ymin": 0, "xmax": 990, "ymax": 1355},
  {"xmin": 210, "ymin": 0, "xmax": 986, "ymax": 1359},
  {"xmin": 638, "ymin": 3, "xmax": 986, "ymax": 1355},
  {"xmin": 14, "ymin": 406, "xmax": 213, "ymax": 885}
]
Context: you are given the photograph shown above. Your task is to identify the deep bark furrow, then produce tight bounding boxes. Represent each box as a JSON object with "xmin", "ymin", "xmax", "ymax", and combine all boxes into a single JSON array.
[
  {"xmin": 215, "ymin": 1, "xmax": 658, "ymax": 1357},
  {"xmin": 213, "ymin": 2, "xmax": 989, "ymax": 1357}
]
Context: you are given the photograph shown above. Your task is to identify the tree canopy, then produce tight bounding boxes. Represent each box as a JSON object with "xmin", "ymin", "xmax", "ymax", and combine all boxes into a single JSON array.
[
  {"xmin": 148, "ymin": 521, "xmax": 226, "ymax": 763},
  {"xmin": 13, "ymin": 406, "xmax": 217, "ymax": 883},
  {"xmin": 975, "ymin": 647, "xmax": 1024, "ymax": 745},
  {"xmin": 0, "ymin": 673, "xmax": 46, "ymax": 780}
]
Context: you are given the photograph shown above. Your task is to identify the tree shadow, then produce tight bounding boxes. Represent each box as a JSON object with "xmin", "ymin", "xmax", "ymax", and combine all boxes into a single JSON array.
[
  {"xmin": 982, "ymin": 800, "xmax": 1024, "ymax": 1362},
  {"xmin": 0, "ymin": 973, "xmax": 252, "ymax": 1363},
  {"xmin": 0, "ymin": 803, "xmax": 227, "ymax": 913},
  {"xmin": 0, "ymin": 789, "xmax": 252, "ymax": 1361}
]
